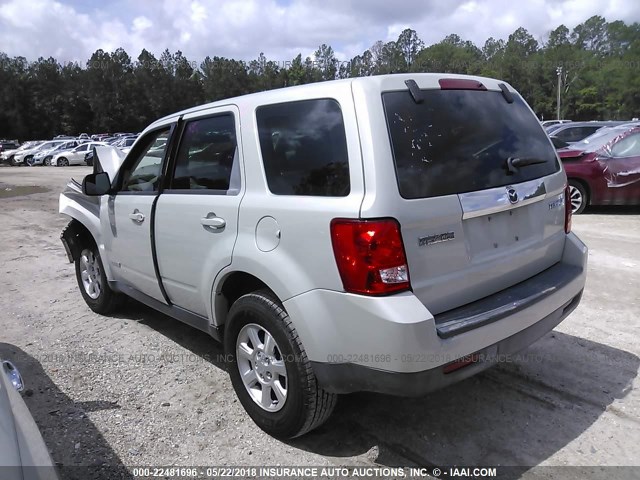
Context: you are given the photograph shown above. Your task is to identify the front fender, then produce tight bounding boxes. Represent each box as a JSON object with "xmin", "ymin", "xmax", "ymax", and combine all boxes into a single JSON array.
[{"xmin": 59, "ymin": 181, "xmax": 113, "ymax": 280}]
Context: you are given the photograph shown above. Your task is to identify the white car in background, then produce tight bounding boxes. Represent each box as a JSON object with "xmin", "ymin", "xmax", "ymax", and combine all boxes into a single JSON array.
[
  {"xmin": 30, "ymin": 140, "xmax": 80, "ymax": 166},
  {"xmin": 51, "ymin": 142, "xmax": 107, "ymax": 166}
]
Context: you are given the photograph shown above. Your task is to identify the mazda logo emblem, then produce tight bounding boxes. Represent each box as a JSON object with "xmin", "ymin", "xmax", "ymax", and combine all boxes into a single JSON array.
[{"xmin": 507, "ymin": 187, "xmax": 518, "ymax": 204}]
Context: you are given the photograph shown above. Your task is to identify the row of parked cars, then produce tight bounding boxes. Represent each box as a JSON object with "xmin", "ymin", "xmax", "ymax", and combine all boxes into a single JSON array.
[
  {"xmin": 3, "ymin": 117, "xmax": 640, "ymax": 214},
  {"xmin": 540, "ymin": 120, "xmax": 640, "ymax": 213},
  {"xmin": 0, "ymin": 134, "xmax": 139, "ymax": 167}
]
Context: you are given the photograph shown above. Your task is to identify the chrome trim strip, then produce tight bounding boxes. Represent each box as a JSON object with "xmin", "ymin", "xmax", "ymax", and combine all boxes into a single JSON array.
[{"xmin": 459, "ymin": 178, "xmax": 548, "ymax": 219}]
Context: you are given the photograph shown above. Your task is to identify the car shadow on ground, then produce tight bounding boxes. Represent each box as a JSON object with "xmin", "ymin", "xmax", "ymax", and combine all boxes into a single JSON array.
[
  {"xmin": 0, "ymin": 343, "xmax": 133, "ymax": 480},
  {"xmin": 290, "ymin": 331, "xmax": 639, "ymax": 474},
  {"xmin": 110, "ymin": 302, "xmax": 639, "ymax": 476},
  {"xmin": 112, "ymin": 300, "xmax": 228, "ymax": 371},
  {"xmin": 583, "ymin": 205, "xmax": 640, "ymax": 215}
]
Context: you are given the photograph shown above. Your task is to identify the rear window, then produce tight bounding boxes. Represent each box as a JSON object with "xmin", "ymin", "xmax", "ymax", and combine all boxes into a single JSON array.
[
  {"xmin": 256, "ymin": 99, "xmax": 350, "ymax": 197},
  {"xmin": 383, "ymin": 89, "xmax": 559, "ymax": 199}
]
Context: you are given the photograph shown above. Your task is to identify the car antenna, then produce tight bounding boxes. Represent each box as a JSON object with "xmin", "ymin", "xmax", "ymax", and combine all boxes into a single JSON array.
[{"xmin": 404, "ymin": 79, "xmax": 424, "ymax": 104}]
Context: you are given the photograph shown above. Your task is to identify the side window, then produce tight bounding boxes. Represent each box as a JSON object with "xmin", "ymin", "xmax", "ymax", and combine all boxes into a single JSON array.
[
  {"xmin": 555, "ymin": 128, "xmax": 573, "ymax": 142},
  {"xmin": 610, "ymin": 133, "xmax": 640, "ymax": 158},
  {"xmin": 119, "ymin": 128, "xmax": 171, "ymax": 192},
  {"xmin": 169, "ymin": 115, "xmax": 238, "ymax": 192},
  {"xmin": 256, "ymin": 99, "xmax": 350, "ymax": 196}
]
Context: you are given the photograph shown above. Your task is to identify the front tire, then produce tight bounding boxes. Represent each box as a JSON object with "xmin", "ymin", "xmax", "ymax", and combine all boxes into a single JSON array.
[
  {"xmin": 568, "ymin": 180, "xmax": 588, "ymax": 214},
  {"xmin": 75, "ymin": 245, "xmax": 123, "ymax": 314},
  {"xmin": 58, "ymin": 157, "xmax": 69, "ymax": 166},
  {"xmin": 224, "ymin": 290, "xmax": 337, "ymax": 438}
]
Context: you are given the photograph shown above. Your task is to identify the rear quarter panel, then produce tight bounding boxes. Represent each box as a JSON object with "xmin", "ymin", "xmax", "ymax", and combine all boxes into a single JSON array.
[{"xmin": 214, "ymin": 81, "xmax": 365, "ymax": 317}]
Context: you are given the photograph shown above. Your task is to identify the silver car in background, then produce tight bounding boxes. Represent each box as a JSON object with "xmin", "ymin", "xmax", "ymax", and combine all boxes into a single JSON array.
[
  {"xmin": 0, "ymin": 359, "xmax": 58, "ymax": 479},
  {"xmin": 60, "ymin": 73, "xmax": 587, "ymax": 439}
]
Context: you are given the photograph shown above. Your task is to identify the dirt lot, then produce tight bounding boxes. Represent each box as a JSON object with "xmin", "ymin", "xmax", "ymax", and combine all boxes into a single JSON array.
[{"xmin": 1, "ymin": 166, "xmax": 639, "ymax": 479}]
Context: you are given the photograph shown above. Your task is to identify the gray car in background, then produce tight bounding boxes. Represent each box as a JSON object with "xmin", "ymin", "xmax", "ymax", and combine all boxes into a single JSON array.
[{"xmin": 0, "ymin": 359, "xmax": 57, "ymax": 479}]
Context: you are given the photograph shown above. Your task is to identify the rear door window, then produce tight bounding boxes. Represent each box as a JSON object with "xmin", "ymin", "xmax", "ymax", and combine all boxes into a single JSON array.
[
  {"xmin": 383, "ymin": 89, "xmax": 559, "ymax": 199},
  {"xmin": 169, "ymin": 114, "xmax": 238, "ymax": 193},
  {"xmin": 256, "ymin": 99, "xmax": 350, "ymax": 196}
]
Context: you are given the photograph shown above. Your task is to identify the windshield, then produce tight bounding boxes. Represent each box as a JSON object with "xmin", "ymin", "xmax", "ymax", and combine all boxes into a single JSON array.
[
  {"xmin": 571, "ymin": 127, "xmax": 633, "ymax": 152},
  {"xmin": 37, "ymin": 142, "xmax": 58, "ymax": 150},
  {"xmin": 383, "ymin": 89, "xmax": 559, "ymax": 199}
]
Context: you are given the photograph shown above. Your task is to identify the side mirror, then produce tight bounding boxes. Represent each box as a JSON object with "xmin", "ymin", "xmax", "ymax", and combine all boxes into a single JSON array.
[{"xmin": 82, "ymin": 172, "xmax": 112, "ymax": 196}]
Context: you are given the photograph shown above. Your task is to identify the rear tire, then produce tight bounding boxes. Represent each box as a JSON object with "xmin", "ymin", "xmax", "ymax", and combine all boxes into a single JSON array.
[
  {"xmin": 568, "ymin": 180, "xmax": 588, "ymax": 214},
  {"xmin": 75, "ymin": 244, "xmax": 124, "ymax": 314},
  {"xmin": 224, "ymin": 290, "xmax": 337, "ymax": 438}
]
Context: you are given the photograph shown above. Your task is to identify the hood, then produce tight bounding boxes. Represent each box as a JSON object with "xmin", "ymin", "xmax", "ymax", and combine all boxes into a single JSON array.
[{"xmin": 93, "ymin": 145, "xmax": 126, "ymax": 179}]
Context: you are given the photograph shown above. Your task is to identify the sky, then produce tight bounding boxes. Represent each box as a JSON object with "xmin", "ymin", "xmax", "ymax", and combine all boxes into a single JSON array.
[{"xmin": 1, "ymin": 0, "xmax": 639, "ymax": 65}]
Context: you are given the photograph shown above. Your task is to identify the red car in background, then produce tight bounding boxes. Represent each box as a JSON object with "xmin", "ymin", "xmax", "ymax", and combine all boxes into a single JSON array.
[{"xmin": 558, "ymin": 124, "xmax": 640, "ymax": 213}]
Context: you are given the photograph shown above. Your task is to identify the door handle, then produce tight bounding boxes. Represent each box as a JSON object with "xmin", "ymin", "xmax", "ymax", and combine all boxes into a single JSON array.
[
  {"xmin": 128, "ymin": 211, "xmax": 145, "ymax": 223},
  {"xmin": 201, "ymin": 216, "xmax": 226, "ymax": 230}
]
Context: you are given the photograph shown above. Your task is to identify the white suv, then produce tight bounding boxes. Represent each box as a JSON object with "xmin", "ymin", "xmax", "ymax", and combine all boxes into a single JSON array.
[{"xmin": 59, "ymin": 74, "xmax": 587, "ymax": 438}]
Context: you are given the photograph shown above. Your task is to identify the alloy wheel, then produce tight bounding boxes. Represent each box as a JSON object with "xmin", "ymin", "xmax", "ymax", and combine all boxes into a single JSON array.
[
  {"xmin": 79, "ymin": 249, "xmax": 102, "ymax": 300},
  {"xmin": 236, "ymin": 323, "xmax": 288, "ymax": 412},
  {"xmin": 568, "ymin": 185, "xmax": 583, "ymax": 214}
]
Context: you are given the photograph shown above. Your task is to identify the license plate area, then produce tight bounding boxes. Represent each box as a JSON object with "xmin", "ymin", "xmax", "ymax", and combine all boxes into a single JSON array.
[{"xmin": 464, "ymin": 205, "xmax": 538, "ymax": 258}]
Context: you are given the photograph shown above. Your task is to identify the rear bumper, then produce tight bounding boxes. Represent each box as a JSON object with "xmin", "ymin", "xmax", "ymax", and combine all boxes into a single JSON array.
[
  {"xmin": 311, "ymin": 288, "xmax": 582, "ymax": 396},
  {"xmin": 284, "ymin": 232, "xmax": 587, "ymax": 395}
]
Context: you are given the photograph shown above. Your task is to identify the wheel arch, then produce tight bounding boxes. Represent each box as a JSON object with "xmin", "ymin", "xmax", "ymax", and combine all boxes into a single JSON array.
[
  {"xmin": 213, "ymin": 270, "xmax": 276, "ymax": 328},
  {"xmin": 61, "ymin": 218, "xmax": 97, "ymax": 263}
]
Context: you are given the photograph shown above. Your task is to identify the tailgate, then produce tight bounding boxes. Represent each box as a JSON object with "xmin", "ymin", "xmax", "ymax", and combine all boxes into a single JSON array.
[
  {"xmin": 374, "ymin": 76, "xmax": 567, "ymax": 315},
  {"xmin": 400, "ymin": 178, "xmax": 566, "ymax": 314}
]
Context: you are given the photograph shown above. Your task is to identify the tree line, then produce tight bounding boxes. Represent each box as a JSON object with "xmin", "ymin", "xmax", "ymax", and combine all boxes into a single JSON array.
[{"xmin": 1, "ymin": 15, "xmax": 639, "ymax": 140}]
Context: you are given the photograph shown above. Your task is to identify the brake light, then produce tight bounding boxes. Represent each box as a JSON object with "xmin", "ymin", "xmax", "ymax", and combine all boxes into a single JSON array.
[
  {"xmin": 564, "ymin": 184, "xmax": 572, "ymax": 234},
  {"xmin": 438, "ymin": 78, "xmax": 487, "ymax": 90},
  {"xmin": 330, "ymin": 218, "xmax": 410, "ymax": 295}
]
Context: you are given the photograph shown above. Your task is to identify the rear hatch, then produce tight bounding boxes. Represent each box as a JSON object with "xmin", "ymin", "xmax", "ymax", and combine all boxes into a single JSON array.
[{"xmin": 378, "ymin": 78, "xmax": 567, "ymax": 315}]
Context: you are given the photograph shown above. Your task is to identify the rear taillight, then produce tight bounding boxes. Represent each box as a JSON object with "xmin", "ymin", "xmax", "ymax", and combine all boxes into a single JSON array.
[
  {"xmin": 330, "ymin": 218, "xmax": 410, "ymax": 295},
  {"xmin": 564, "ymin": 184, "xmax": 572, "ymax": 233}
]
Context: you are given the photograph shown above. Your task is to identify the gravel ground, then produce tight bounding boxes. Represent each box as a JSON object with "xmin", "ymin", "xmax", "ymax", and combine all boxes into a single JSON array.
[{"xmin": 0, "ymin": 165, "xmax": 639, "ymax": 479}]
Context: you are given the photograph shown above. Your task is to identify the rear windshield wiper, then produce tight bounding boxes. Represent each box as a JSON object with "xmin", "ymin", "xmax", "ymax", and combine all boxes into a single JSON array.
[{"xmin": 506, "ymin": 156, "xmax": 548, "ymax": 174}]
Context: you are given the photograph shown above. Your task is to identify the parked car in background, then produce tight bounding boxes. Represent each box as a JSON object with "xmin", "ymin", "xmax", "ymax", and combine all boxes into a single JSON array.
[
  {"xmin": 51, "ymin": 142, "xmax": 107, "ymax": 166},
  {"xmin": 542, "ymin": 119, "xmax": 572, "ymax": 128},
  {"xmin": 11, "ymin": 141, "xmax": 65, "ymax": 166},
  {"xmin": 0, "ymin": 358, "xmax": 58, "ymax": 478},
  {"xmin": 29, "ymin": 140, "xmax": 80, "ymax": 166},
  {"xmin": 0, "ymin": 140, "xmax": 20, "ymax": 154},
  {"xmin": 559, "ymin": 124, "xmax": 640, "ymax": 213},
  {"xmin": 53, "ymin": 135, "xmax": 75, "ymax": 140},
  {"xmin": 1, "ymin": 141, "xmax": 39, "ymax": 165},
  {"xmin": 112, "ymin": 136, "xmax": 138, "ymax": 147},
  {"xmin": 549, "ymin": 121, "xmax": 625, "ymax": 148},
  {"xmin": 60, "ymin": 73, "xmax": 586, "ymax": 438}
]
